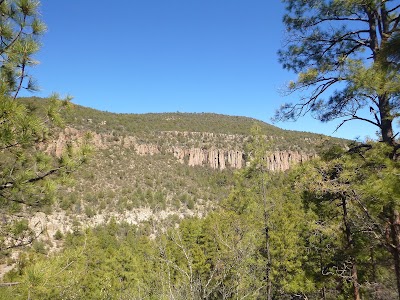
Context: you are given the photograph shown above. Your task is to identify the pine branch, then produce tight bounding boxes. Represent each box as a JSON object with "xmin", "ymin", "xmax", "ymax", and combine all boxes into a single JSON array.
[
  {"xmin": 0, "ymin": 282, "xmax": 21, "ymax": 287},
  {"xmin": 387, "ymin": 5, "xmax": 400, "ymax": 14},
  {"xmin": 0, "ymin": 167, "xmax": 59, "ymax": 191},
  {"xmin": 0, "ymin": 15, "xmax": 27, "ymax": 56}
]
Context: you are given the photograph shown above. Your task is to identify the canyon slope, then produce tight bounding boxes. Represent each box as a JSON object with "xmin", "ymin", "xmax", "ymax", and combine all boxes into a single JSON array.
[{"xmin": 9, "ymin": 98, "xmax": 346, "ymax": 255}]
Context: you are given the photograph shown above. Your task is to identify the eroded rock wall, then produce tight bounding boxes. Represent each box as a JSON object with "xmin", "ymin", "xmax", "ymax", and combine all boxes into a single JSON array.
[{"xmin": 47, "ymin": 128, "xmax": 315, "ymax": 171}]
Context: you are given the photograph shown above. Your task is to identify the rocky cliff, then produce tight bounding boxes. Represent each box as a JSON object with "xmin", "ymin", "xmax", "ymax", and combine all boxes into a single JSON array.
[{"xmin": 46, "ymin": 127, "xmax": 316, "ymax": 171}]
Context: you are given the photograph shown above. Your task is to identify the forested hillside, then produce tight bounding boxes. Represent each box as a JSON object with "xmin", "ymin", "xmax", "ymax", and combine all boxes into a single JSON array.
[
  {"xmin": 1, "ymin": 97, "xmax": 340, "ymax": 257},
  {"xmin": 0, "ymin": 0, "xmax": 399, "ymax": 300},
  {"xmin": 2, "ymin": 97, "xmax": 399, "ymax": 299},
  {"xmin": 1, "ymin": 137, "xmax": 399, "ymax": 300}
]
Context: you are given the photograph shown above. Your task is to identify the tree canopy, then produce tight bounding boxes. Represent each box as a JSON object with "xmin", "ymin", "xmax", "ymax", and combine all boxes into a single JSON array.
[
  {"xmin": 0, "ymin": 0, "xmax": 46, "ymax": 97},
  {"xmin": 0, "ymin": 0, "xmax": 90, "ymax": 252},
  {"xmin": 277, "ymin": 0, "xmax": 400, "ymax": 149}
]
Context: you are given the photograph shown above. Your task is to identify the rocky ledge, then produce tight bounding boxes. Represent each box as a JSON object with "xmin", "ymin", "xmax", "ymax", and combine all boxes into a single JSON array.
[{"xmin": 45, "ymin": 127, "xmax": 316, "ymax": 171}]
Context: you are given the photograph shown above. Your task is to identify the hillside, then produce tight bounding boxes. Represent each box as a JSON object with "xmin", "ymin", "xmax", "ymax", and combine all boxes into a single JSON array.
[
  {"xmin": 7, "ymin": 98, "xmax": 398, "ymax": 300},
  {"xmin": 2, "ymin": 97, "xmax": 347, "ymax": 265},
  {"xmin": 22, "ymin": 97, "xmax": 343, "ymax": 150},
  {"xmin": 24, "ymin": 97, "xmax": 346, "ymax": 215}
]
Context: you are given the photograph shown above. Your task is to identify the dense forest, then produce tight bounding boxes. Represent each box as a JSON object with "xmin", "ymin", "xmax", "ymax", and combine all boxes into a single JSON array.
[
  {"xmin": 1, "ymin": 139, "xmax": 399, "ymax": 299},
  {"xmin": 1, "ymin": 0, "xmax": 400, "ymax": 300}
]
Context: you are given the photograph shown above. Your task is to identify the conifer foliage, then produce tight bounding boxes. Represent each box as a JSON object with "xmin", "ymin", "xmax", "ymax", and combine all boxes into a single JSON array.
[
  {"xmin": 277, "ymin": 1, "xmax": 400, "ymax": 297},
  {"xmin": 276, "ymin": 0, "xmax": 400, "ymax": 150},
  {"xmin": 0, "ymin": 1, "xmax": 89, "ymax": 252},
  {"xmin": 0, "ymin": 0, "xmax": 45, "ymax": 97}
]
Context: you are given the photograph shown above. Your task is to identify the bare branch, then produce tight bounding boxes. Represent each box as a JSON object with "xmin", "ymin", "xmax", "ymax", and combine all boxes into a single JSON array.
[
  {"xmin": 387, "ymin": 5, "xmax": 400, "ymax": 14},
  {"xmin": 0, "ymin": 167, "xmax": 61, "ymax": 191},
  {"xmin": 13, "ymin": 61, "xmax": 26, "ymax": 99},
  {"xmin": 351, "ymin": 115, "xmax": 381, "ymax": 127},
  {"xmin": 0, "ymin": 282, "xmax": 21, "ymax": 287},
  {"xmin": 0, "ymin": 142, "xmax": 21, "ymax": 150},
  {"xmin": 334, "ymin": 114, "xmax": 380, "ymax": 133},
  {"xmin": 389, "ymin": 15, "xmax": 400, "ymax": 33}
]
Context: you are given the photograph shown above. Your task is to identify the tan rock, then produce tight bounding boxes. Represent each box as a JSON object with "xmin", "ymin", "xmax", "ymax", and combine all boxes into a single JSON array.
[{"xmin": 43, "ymin": 127, "xmax": 316, "ymax": 171}]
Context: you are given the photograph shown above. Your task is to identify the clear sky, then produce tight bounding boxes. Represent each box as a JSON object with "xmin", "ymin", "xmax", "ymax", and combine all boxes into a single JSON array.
[{"xmin": 27, "ymin": 0, "xmax": 382, "ymax": 140}]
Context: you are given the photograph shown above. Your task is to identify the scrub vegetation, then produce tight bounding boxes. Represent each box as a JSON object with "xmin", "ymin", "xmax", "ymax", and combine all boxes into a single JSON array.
[{"xmin": 0, "ymin": 1, "xmax": 399, "ymax": 300}]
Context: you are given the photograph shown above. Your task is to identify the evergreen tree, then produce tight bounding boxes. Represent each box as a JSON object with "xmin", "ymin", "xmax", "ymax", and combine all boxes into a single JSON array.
[
  {"xmin": 276, "ymin": 0, "xmax": 400, "ymax": 151},
  {"xmin": 0, "ymin": 0, "xmax": 45, "ymax": 97},
  {"xmin": 297, "ymin": 143, "xmax": 400, "ymax": 299},
  {"xmin": 0, "ymin": 1, "xmax": 90, "ymax": 253},
  {"xmin": 277, "ymin": 1, "xmax": 400, "ymax": 297},
  {"xmin": 221, "ymin": 127, "xmax": 315, "ymax": 299}
]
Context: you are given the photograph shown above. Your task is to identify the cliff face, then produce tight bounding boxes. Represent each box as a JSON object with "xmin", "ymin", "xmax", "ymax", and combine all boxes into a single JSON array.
[
  {"xmin": 171, "ymin": 147, "xmax": 244, "ymax": 169},
  {"xmin": 46, "ymin": 127, "xmax": 316, "ymax": 171},
  {"xmin": 265, "ymin": 151, "xmax": 316, "ymax": 171},
  {"xmin": 171, "ymin": 148, "xmax": 316, "ymax": 171}
]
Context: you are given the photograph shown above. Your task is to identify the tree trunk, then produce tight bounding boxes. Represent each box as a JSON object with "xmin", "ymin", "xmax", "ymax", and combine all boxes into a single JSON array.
[
  {"xmin": 370, "ymin": 246, "xmax": 381, "ymax": 296},
  {"xmin": 389, "ymin": 209, "xmax": 400, "ymax": 300},
  {"xmin": 369, "ymin": 2, "xmax": 396, "ymax": 150},
  {"xmin": 342, "ymin": 198, "xmax": 361, "ymax": 300},
  {"xmin": 321, "ymin": 286, "xmax": 326, "ymax": 300},
  {"xmin": 378, "ymin": 94, "xmax": 395, "ymax": 146},
  {"xmin": 261, "ymin": 174, "xmax": 272, "ymax": 300},
  {"xmin": 265, "ymin": 225, "xmax": 272, "ymax": 300},
  {"xmin": 351, "ymin": 264, "xmax": 361, "ymax": 300}
]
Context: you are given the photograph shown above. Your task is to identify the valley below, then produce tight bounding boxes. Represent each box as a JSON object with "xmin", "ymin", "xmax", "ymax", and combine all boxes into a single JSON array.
[{"xmin": 1, "ymin": 100, "xmax": 397, "ymax": 300}]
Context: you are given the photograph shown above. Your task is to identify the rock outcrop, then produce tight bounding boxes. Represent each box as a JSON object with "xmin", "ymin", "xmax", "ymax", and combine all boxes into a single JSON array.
[
  {"xmin": 171, "ymin": 147, "xmax": 244, "ymax": 170},
  {"xmin": 265, "ymin": 151, "xmax": 316, "ymax": 171},
  {"xmin": 169, "ymin": 147, "xmax": 314, "ymax": 171},
  {"xmin": 135, "ymin": 144, "xmax": 160, "ymax": 156},
  {"xmin": 47, "ymin": 127, "xmax": 316, "ymax": 172}
]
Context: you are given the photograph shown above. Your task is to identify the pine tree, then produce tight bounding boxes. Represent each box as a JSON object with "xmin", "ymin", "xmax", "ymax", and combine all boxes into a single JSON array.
[
  {"xmin": 297, "ymin": 143, "xmax": 400, "ymax": 299},
  {"xmin": 277, "ymin": 0, "xmax": 400, "ymax": 152},
  {"xmin": 277, "ymin": 1, "xmax": 400, "ymax": 297},
  {"xmin": 0, "ymin": 0, "xmax": 45, "ymax": 97},
  {"xmin": 221, "ymin": 126, "xmax": 315, "ymax": 299},
  {"xmin": 0, "ymin": 1, "xmax": 90, "ymax": 253}
]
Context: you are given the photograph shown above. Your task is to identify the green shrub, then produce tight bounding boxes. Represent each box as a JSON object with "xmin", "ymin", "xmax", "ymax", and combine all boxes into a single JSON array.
[
  {"xmin": 32, "ymin": 240, "xmax": 47, "ymax": 255},
  {"xmin": 85, "ymin": 206, "xmax": 95, "ymax": 218},
  {"xmin": 54, "ymin": 230, "xmax": 63, "ymax": 240}
]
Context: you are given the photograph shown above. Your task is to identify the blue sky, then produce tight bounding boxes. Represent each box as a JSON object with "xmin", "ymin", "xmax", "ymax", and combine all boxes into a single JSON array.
[{"xmin": 27, "ymin": 0, "xmax": 381, "ymax": 140}]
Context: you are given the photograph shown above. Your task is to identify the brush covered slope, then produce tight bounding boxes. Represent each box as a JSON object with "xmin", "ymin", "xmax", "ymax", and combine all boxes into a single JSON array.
[{"xmin": 5, "ymin": 97, "xmax": 346, "ymax": 253}]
